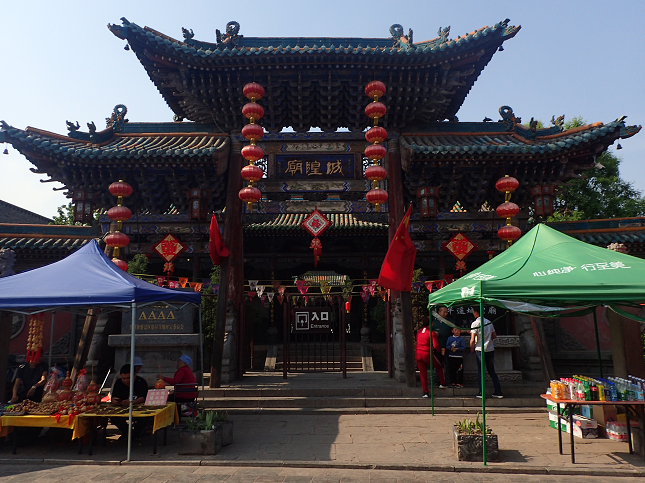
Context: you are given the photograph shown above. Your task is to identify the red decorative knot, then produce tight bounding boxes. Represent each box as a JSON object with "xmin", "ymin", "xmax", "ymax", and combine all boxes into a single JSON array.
[
  {"xmin": 497, "ymin": 225, "xmax": 521, "ymax": 242},
  {"xmin": 112, "ymin": 258, "xmax": 128, "ymax": 271},
  {"xmin": 366, "ymin": 188, "xmax": 389, "ymax": 206},
  {"xmin": 243, "ymin": 82, "xmax": 265, "ymax": 101},
  {"xmin": 495, "ymin": 202, "xmax": 520, "ymax": 219},
  {"xmin": 242, "ymin": 102, "xmax": 265, "ymax": 122},
  {"xmin": 241, "ymin": 144, "xmax": 265, "ymax": 162},
  {"xmin": 107, "ymin": 205, "xmax": 132, "ymax": 222},
  {"xmin": 242, "ymin": 123, "xmax": 264, "ymax": 142},
  {"xmin": 238, "ymin": 186, "xmax": 262, "ymax": 204},
  {"xmin": 365, "ymin": 81, "xmax": 386, "ymax": 100},
  {"xmin": 365, "ymin": 126, "xmax": 387, "ymax": 144},
  {"xmin": 105, "ymin": 232, "xmax": 130, "ymax": 248},
  {"xmin": 364, "ymin": 165, "xmax": 387, "ymax": 182},
  {"xmin": 364, "ymin": 143, "xmax": 387, "ymax": 161},
  {"xmin": 108, "ymin": 181, "xmax": 133, "ymax": 198},
  {"xmin": 365, "ymin": 102, "xmax": 387, "ymax": 120},
  {"xmin": 495, "ymin": 176, "xmax": 519, "ymax": 193},
  {"xmin": 241, "ymin": 164, "xmax": 264, "ymax": 182}
]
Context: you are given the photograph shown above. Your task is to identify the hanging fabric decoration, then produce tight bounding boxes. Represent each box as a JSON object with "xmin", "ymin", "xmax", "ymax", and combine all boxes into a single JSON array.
[
  {"xmin": 239, "ymin": 82, "xmax": 265, "ymax": 212},
  {"xmin": 189, "ymin": 282, "xmax": 197, "ymax": 290},
  {"xmin": 178, "ymin": 277, "xmax": 189, "ymax": 288},
  {"xmin": 368, "ymin": 284, "xmax": 376, "ymax": 296},
  {"xmin": 212, "ymin": 284, "xmax": 219, "ymax": 295},
  {"xmin": 496, "ymin": 175, "xmax": 521, "ymax": 248},
  {"xmin": 168, "ymin": 281, "xmax": 177, "ymax": 289},
  {"xmin": 364, "ymin": 81, "xmax": 388, "ymax": 212},
  {"xmin": 248, "ymin": 280, "xmax": 258, "ymax": 291},
  {"xmin": 156, "ymin": 276, "xmax": 165, "ymax": 287},
  {"xmin": 267, "ymin": 292, "xmax": 275, "ymax": 302},
  {"xmin": 412, "ymin": 282, "xmax": 422, "ymax": 293},
  {"xmin": 320, "ymin": 282, "xmax": 332, "ymax": 294},
  {"xmin": 301, "ymin": 208, "xmax": 331, "ymax": 267},
  {"xmin": 249, "ymin": 291, "xmax": 256, "ymax": 300},
  {"xmin": 424, "ymin": 281, "xmax": 435, "ymax": 292},
  {"xmin": 260, "ymin": 294, "xmax": 267, "ymax": 304},
  {"xmin": 443, "ymin": 274, "xmax": 453, "ymax": 284},
  {"xmin": 201, "ymin": 278, "xmax": 211, "ymax": 289},
  {"xmin": 256, "ymin": 285, "xmax": 265, "ymax": 297},
  {"xmin": 296, "ymin": 280, "xmax": 308, "ymax": 295},
  {"xmin": 435, "ymin": 280, "xmax": 444, "ymax": 290},
  {"xmin": 105, "ymin": 180, "xmax": 133, "ymax": 271},
  {"xmin": 361, "ymin": 291, "xmax": 370, "ymax": 303},
  {"xmin": 442, "ymin": 232, "xmax": 478, "ymax": 277}
]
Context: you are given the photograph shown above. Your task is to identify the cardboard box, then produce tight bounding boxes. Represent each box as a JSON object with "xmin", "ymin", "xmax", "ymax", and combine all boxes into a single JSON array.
[
  {"xmin": 580, "ymin": 405, "xmax": 593, "ymax": 419},
  {"xmin": 573, "ymin": 414, "xmax": 597, "ymax": 430},
  {"xmin": 548, "ymin": 411, "xmax": 570, "ymax": 432},
  {"xmin": 573, "ymin": 425, "xmax": 598, "ymax": 439}
]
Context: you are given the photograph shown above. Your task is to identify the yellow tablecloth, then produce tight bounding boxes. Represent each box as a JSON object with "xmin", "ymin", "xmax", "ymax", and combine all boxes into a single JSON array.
[
  {"xmin": 0, "ymin": 413, "xmax": 90, "ymax": 440},
  {"xmin": 80, "ymin": 403, "xmax": 178, "ymax": 434}
]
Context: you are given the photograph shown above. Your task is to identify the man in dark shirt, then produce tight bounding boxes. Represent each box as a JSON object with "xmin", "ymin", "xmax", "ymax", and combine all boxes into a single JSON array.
[
  {"xmin": 9, "ymin": 357, "xmax": 48, "ymax": 403},
  {"xmin": 110, "ymin": 364, "xmax": 149, "ymax": 439}
]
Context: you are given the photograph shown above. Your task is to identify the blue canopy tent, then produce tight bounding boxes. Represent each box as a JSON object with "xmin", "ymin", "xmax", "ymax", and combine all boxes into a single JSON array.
[{"xmin": 0, "ymin": 240, "xmax": 201, "ymax": 460}]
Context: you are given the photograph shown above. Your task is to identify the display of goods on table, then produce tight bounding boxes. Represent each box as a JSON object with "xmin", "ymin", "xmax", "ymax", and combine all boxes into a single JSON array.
[
  {"xmin": 606, "ymin": 420, "xmax": 640, "ymax": 441},
  {"xmin": 549, "ymin": 374, "xmax": 645, "ymax": 402},
  {"xmin": 2, "ymin": 396, "xmax": 99, "ymax": 417}
]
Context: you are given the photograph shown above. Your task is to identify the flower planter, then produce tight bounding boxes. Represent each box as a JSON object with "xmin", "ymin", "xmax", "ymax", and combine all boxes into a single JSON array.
[
  {"xmin": 452, "ymin": 425, "xmax": 499, "ymax": 461},
  {"xmin": 178, "ymin": 427, "xmax": 223, "ymax": 455},
  {"xmin": 218, "ymin": 420, "xmax": 233, "ymax": 446}
]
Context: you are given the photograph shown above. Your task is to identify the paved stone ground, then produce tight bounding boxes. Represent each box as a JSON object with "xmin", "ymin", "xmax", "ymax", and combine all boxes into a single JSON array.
[
  {"xmin": 0, "ymin": 464, "xmax": 644, "ymax": 483},
  {"xmin": 1, "ymin": 413, "xmax": 644, "ymax": 477}
]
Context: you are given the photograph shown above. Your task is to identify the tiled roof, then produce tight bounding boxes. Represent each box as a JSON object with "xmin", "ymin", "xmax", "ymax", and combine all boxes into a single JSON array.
[
  {"xmin": 244, "ymin": 213, "xmax": 387, "ymax": 234},
  {"xmin": 400, "ymin": 120, "xmax": 638, "ymax": 158},
  {"xmin": 0, "ymin": 122, "xmax": 229, "ymax": 161},
  {"xmin": 0, "ymin": 200, "xmax": 51, "ymax": 224},
  {"xmin": 0, "ymin": 224, "xmax": 97, "ymax": 252},
  {"xmin": 0, "ymin": 237, "xmax": 90, "ymax": 251}
]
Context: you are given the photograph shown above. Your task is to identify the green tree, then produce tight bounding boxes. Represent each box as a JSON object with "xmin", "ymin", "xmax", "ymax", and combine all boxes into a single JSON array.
[
  {"xmin": 50, "ymin": 202, "xmax": 79, "ymax": 225},
  {"xmin": 127, "ymin": 254, "xmax": 150, "ymax": 275},
  {"xmin": 547, "ymin": 117, "xmax": 645, "ymax": 221}
]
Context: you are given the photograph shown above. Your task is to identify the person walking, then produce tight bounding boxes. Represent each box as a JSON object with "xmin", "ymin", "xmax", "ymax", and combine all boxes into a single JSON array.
[
  {"xmin": 445, "ymin": 327, "xmax": 465, "ymax": 387},
  {"xmin": 470, "ymin": 307, "xmax": 503, "ymax": 399},
  {"xmin": 416, "ymin": 318, "xmax": 446, "ymax": 398}
]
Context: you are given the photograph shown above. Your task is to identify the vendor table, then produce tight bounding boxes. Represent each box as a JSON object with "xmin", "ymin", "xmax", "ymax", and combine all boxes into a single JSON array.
[
  {"xmin": 79, "ymin": 402, "xmax": 178, "ymax": 455},
  {"xmin": 540, "ymin": 394, "xmax": 645, "ymax": 463},
  {"xmin": 0, "ymin": 413, "xmax": 90, "ymax": 454}
]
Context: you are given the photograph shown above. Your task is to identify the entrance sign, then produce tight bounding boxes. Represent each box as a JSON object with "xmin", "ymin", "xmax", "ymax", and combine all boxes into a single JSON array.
[{"xmin": 293, "ymin": 308, "xmax": 332, "ymax": 333}]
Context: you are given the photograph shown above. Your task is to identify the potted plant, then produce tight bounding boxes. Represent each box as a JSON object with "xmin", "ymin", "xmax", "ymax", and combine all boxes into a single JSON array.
[
  {"xmin": 178, "ymin": 410, "xmax": 227, "ymax": 455},
  {"xmin": 453, "ymin": 413, "xmax": 499, "ymax": 461},
  {"xmin": 216, "ymin": 411, "xmax": 233, "ymax": 446}
]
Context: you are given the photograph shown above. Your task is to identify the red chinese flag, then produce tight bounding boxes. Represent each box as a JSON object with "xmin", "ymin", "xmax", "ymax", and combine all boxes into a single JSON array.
[
  {"xmin": 209, "ymin": 215, "xmax": 230, "ymax": 265},
  {"xmin": 377, "ymin": 206, "xmax": 417, "ymax": 292}
]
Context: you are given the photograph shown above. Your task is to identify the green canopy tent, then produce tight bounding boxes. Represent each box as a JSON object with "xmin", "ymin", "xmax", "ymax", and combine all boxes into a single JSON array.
[{"xmin": 427, "ymin": 223, "xmax": 645, "ymax": 464}]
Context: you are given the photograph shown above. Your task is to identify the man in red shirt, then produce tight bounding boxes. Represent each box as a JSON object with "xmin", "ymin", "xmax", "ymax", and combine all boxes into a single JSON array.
[
  {"xmin": 415, "ymin": 318, "xmax": 446, "ymax": 398},
  {"xmin": 157, "ymin": 355, "xmax": 197, "ymax": 406}
]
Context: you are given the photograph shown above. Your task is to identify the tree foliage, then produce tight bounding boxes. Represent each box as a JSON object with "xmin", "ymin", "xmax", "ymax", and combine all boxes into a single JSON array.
[
  {"xmin": 127, "ymin": 254, "xmax": 150, "ymax": 275},
  {"xmin": 50, "ymin": 202, "xmax": 79, "ymax": 225},
  {"xmin": 546, "ymin": 117, "xmax": 645, "ymax": 221}
]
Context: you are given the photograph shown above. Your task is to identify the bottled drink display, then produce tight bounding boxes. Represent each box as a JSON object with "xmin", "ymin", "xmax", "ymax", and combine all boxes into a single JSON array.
[{"xmin": 549, "ymin": 375, "xmax": 645, "ymax": 402}]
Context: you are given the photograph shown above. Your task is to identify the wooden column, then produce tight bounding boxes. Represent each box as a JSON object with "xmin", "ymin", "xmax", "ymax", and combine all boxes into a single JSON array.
[
  {"xmin": 210, "ymin": 139, "xmax": 245, "ymax": 387},
  {"xmin": 71, "ymin": 309, "xmax": 99, "ymax": 380},
  {"xmin": 387, "ymin": 138, "xmax": 416, "ymax": 387}
]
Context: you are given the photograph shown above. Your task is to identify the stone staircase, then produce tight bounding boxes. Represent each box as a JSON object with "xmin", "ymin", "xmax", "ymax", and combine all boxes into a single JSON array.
[
  {"xmin": 268, "ymin": 342, "xmax": 370, "ymax": 373},
  {"xmin": 196, "ymin": 372, "xmax": 546, "ymax": 414}
]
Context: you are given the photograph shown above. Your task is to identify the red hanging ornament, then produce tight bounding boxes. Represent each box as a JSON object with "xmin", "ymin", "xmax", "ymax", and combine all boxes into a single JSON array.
[
  {"xmin": 365, "ymin": 165, "xmax": 387, "ymax": 182},
  {"xmin": 105, "ymin": 232, "xmax": 130, "ymax": 248},
  {"xmin": 108, "ymin": 181, "xmax": 133, "ymax": 198},
  {"xmin": 241, "ymin": 164, "xmax": 264, "ymax": 182},
  {"xmin": 495, "ymin": 176, "xmax": 519, "ymax": 194},
  {"xmin": 243, "ymin": 82, "xmax": 265, "ymax": 101},
  {"xmin": 498, "ymin": 225, "xmax": 522, "ymax": 243},
  {"xmin": 242, "ymin": 123, "xmax": 264, "ymax": 142},
  {"xmin": 365, "ymin": 102, "xmax": 387, "ymax": 122},
  {"xmin": 364, "ymin": 143, "xmax": 387, "ymax": 161},
  {"xmin": 239, "ymin": 186, "xmax": 262, "ymax": 210},
  {"xmin": 366, "ymin": 188, "xmax": 389, "ymax": 210},
  {"xmin": 365, "ymin": 126, "xmax": 387, "ymax": 144},
  {"xmin": 242, "ymin": 102, "xmax": 264, "ymax": 122},
  {"xmin": 241, "ymin": 144, "xmax": 265, "ymax": 162},
  {"xmin": 364, "ymin": 80, "xmax": 386, "ymax": 100},
  {"xmin": 112, "ymin": 258, "xmax": 128, "ymax": 271},
  {"xmin": 107, "ymin": 205, "xmax": 132, "ymax": 222},
  {"xmin": 310, "ymin": 237, "xmax": 322, "ymax": 267},
  {"xmin": 495, "ymin": 202, "xmax": 520, "ymax": 219}
]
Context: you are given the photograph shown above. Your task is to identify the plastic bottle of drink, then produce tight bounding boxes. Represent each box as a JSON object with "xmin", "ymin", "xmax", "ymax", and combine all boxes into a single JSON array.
[
  {"xmin": 583, "ymin": 379, "xmax": 591, "ymax": 401},
  {"xmin": 576, "ymin": 381, "xmax": 586, "ymax": 401},
  {"xmin": 610, "ymin": 381, "xmax": 618, "ymax": 402}
]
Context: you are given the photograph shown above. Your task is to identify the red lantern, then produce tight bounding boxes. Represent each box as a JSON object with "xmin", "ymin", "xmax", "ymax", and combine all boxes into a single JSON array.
[
  {"xmin": 497, "ymin": 225, "xmax": 521, "ymax": 242},
  {"xmin": 112, "ymin": 258, "xmax": 128, "ymax": 271},
  {"xmin": 495, "ymin": 176, "xmax": 519, "ymax": 193},
  {"xmin": 365, "ymin": 81, "xmax": 386, "ymax": 100},
  {"xmin": 105, "ymin": 232, "xmax": 130, "ymax": 248},
  {"xmin": 365, "ymin": 126, "xmax": 387, "ymax": 144},
  {"xmin": 495, "ymin": 202, "xmax": 520, "ymax": 219},
  {"xmin": 366, "ymin": 188, "xmax": 389, "ymax": 208},
  {"xmin": 241, "ymin": 144, "xmax": 265, "ymax": 162},
  {"xmin": 364, "ymin": 143, "xmax": 387, "ymax": 161},
  {"xmin": 242, "ymin": 102, "xmax": 265, "ymax": 122},
  {"xmin": 241, "ymin": 164, "xmax": 264, "ymax": 182},
  {"xmin": 107, "ymin": 205, "xmax": 132, "ymax": 222},
  {"xmin": 243, "ymin": 82, "xmax": 265, "ymax": 101},
  {"xmin": 108, "ymin": 181, "xmax": 133, "ymax": 198},
  {"xmin": 239, "ymin": 186, "xmax": 261, "ymax": 205},
  {"xmin": 242, "ymin": 123, "xmax": 264, "ymax": 142},
  {"xmin": 365, "ymin": 165, "xmax": 387, "ymax": 181},
  {"xmin": 365, "ymin": 102, "xmax": 387, "ymax": 121}
]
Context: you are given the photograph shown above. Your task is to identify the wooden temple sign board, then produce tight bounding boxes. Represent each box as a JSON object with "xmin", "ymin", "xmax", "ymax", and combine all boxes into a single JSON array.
[
  {"xmin": 283, "ymin": 142, "xmax": 348, "ymax": 152},
  {"xmin": 276, "ymin": 154, "xmax": 353, "ymax": 179},
  {"xmin": 293, "ymin": 308, "xmax": 332, "ymax": 333}
]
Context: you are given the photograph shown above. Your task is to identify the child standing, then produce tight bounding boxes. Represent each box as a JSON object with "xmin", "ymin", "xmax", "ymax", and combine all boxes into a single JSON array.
[{"xmin": 446, "ymin": 327, "xmax": 465, "ymax": 387}]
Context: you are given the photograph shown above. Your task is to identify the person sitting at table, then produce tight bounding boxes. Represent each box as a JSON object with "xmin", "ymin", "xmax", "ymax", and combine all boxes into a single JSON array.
[
  {"xmin": 157, "ymin": 355, "xmax": 197, "ymax": 414},
  {"xmin": 110, "ymin": 364, "xmax": 149, "ymax": 439},
  {"xmin": 9, "ymin": 356, "xmax": 48, "ymax": 404}
]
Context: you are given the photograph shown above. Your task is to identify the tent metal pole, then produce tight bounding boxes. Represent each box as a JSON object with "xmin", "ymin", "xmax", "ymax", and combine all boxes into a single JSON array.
[
  {"xmin": 480, "ymin": 297, "xmax": 487, "ymax": 466},
  {"xmin": 593, "ymin": 309, "xmax": 603, "ymax": 378},
  {"xmin": 198, "ymin": 304, "xmax": 205, "ymax": 406},
  {"xmin": 429, "ymin": 321, "xmax": 434, "ymax": 417},
  {"xmin": 127, "ymin": 302, "xmax": 136, "ymax": 462},
  {"xmin": 48, "ymin": 312, "xmax": 55, "ymax": 370}
]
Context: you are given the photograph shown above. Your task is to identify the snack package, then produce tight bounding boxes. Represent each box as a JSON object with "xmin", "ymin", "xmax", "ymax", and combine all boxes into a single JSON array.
[{"xmin": 72, "ymin": 369, "xmax": 89, "ymax": 393}]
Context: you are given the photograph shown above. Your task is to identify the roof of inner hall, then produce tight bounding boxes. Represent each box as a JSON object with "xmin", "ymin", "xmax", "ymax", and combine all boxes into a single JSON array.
[{"xmin": 108, "ymin": 18, "xmax": 520, "ymax": 132}]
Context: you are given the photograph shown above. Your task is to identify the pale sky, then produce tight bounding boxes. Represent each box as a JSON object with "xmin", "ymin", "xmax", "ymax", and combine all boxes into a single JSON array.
[{"xmin": 1, "ymin": 1, "xmax": 643, "ymax": 219}]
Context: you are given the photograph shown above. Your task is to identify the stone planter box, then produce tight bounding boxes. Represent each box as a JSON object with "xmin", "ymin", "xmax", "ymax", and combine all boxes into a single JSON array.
[
  {"xmin": 452, "ymin": 425, "xmax": 499, "ymax": 461},
  {"xmin": 219, "ymin": 420, "xmax": 233, "ymax": 446},
  {"xmin": 178, "ymin": 427, "xmax": 223, "ymax": 455}
]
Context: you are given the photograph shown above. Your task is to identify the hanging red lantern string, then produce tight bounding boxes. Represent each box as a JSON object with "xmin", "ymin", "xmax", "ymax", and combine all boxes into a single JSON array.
[
  {"xmin": 106, "ymin": 180, "xmax": 133, "ymax": 270},
  {"xmin": 239, "ymin": 82, "xmax": 265, "ymax": 212},
  {"xmin": 495, "ymin": 175, "xmax": 521, "ymax": 247},
  {"xmin": 364, "ymin": 81, "xmax": 388, "ymax": 212}
]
